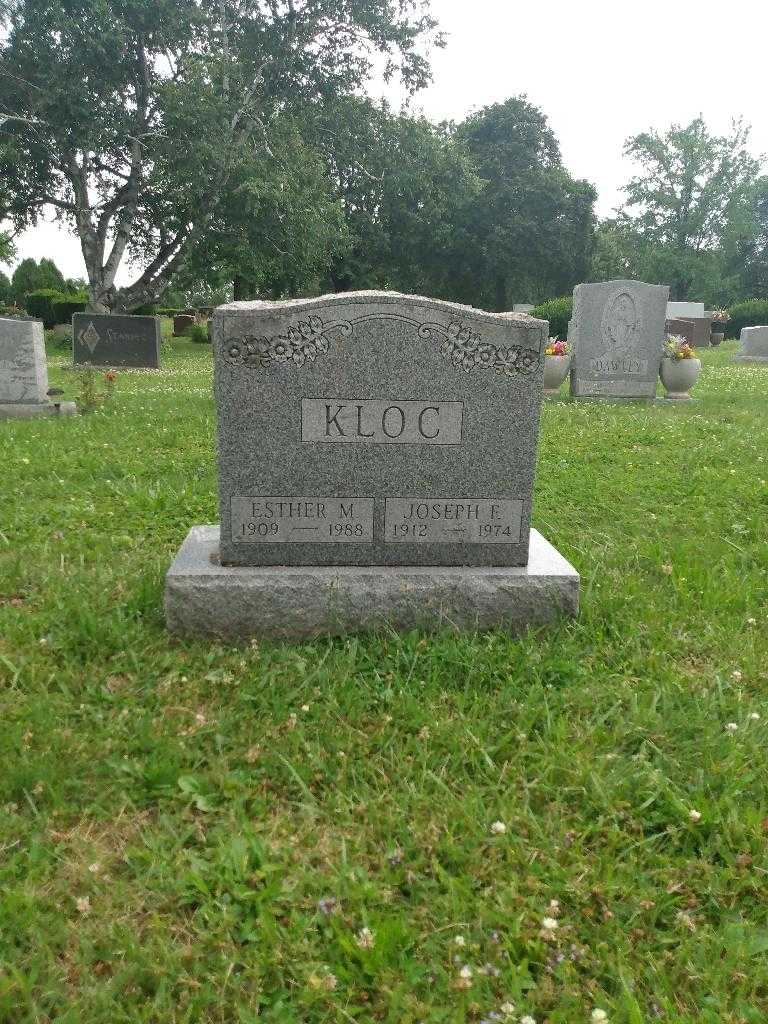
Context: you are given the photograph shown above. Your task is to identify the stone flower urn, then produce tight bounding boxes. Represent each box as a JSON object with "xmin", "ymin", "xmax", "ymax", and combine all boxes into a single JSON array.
[
  {"xmin": 543, "ymin": 354, "xmax": 571, "ymax": 395},
  {"xmin": 711, "ymin": 331, "xmax": 725, "ymax": 346},
  {"xmin": 660, "ymin": 356, "xmax": 701, "ymax": 400}
]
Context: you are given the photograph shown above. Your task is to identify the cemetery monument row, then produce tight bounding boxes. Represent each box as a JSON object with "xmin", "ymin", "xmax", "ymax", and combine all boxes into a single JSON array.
[
  {"xmin": 569, "ymin": 279, "xmax": 669, "ymax": 400},
  {"xmin": 0, "ymin": 316, "xmax": 75, "ymax": 419},
  {"xmin": 165, "ymin": 290, "xmax": 580, "ymax": 639},
  {"xmin": 72, "ymin": 312, "xmax": 161, "ymax": 368}
]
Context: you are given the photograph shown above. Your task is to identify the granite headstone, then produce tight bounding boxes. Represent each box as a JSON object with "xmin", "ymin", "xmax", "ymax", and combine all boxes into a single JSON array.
[
  {"xmin": 734, "ymin": 325, "xmax": 768, "ymax": 364},
  {"xmin": 0, "ymin": 317, "xmax": 76, "ymax": 418},
  {"xmin": 165, "ymin": 291, "xmax": 580, "ymax": 638},
  {"xmin": 569, "ymin": 280, "xmax": 669, "ymax": 399},
  {"xmin": 0, "ymin": 316, "xmax": 48, "ymax": 406},
  {"xmin": 214, "ymin": 291, "xmax": 546, "ymax": 567},
  {"xmin": 73, "ymin": 313, "xmax": 161, "ymax": 368},
  {"xmin": 173, "ymin": 314, "xmax": 195, "ymax": 337},
  {"xmin": 667, "ymin": 301, "xmax": 706, "ymax": 318},
  {"xmin": 665, "ymin": 317, "xmax": 696, "ymax": 346}
]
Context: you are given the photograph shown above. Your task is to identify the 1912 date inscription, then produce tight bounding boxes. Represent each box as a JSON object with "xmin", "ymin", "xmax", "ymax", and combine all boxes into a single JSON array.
[
  {"xmin": 231, "ymin": 496, "xmax": 374, "ymax": 543},
  {"xmin": 384, "ymin": 497, "xmax": 522, "ymax": 544}
]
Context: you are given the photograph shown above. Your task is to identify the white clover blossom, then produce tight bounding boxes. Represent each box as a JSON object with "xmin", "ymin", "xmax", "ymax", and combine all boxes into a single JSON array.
[
  {"xmin": 490, "ymin": 820, "xmax": 507, "ymax": 835},
  {"xmin": 541, "ymin": 917, "xmax": 558, "ymax": 931},
  {"xmin": 458, "ymin": 964, "xmax": 473, "ymax": 979},
  {"xmin": 725, "ymin": 722, "xmax": 739, "ymax": 733},
  {"xmin": 355, "ymin": 926, "xmax": 375, "ymax": 949},
  {"xmin": 453, "ymin": 934, "xmax": 466, "ymax": 947},
  {"xmin": 688, "ymin": 809, "xmax": 702, "ymax": 823},
  {"xmin": 592, "ymin": 1011, "xmax": 609, "ymax": 1023}
]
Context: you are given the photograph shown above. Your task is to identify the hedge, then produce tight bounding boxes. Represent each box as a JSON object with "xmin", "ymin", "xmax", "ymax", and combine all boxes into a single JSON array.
[
  {"xmin": 726, "ymin": 299, "xmax": 768, "ymax": 339},
  {"xmin": 529, "ymin": 296, "xmax": 573, "ymax": 340}
]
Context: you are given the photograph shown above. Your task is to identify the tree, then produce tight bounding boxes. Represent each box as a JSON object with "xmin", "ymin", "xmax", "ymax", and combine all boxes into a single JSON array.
[
  {"xmin": 731, "ymin": 176, "xmax": 768, "ymax": 299},
  {"xmin": 617, "ymin": 118, "xmax": 761, "ymax": 299},
  {"xmin": 0, "ymin": 270, "xmax": 11, "ymax": 304},
  {"xmin": 178, "ymin": 118, "xmax": 348, "ymax": 302},
  {"xmin": 315, "ymin": 98, "xmax": 480, "ymax": 298},
  {"xmin": 10, "ymin": 256, "xmax": 65, "ymax": 304},
  {"xmin": 0, "ymin": 231, "xmax": 15, "ymax": 266},
  {"xmin": 0, "ymin": 0, "xmax": 441, "ymax": 313},
  {"xmin": 450, "ymin": 97, "xmax": 597, "ymax": 311}
]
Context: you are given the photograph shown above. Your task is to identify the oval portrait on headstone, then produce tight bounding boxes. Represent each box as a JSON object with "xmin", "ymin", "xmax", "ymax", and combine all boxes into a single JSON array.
[{"xmin": 600, "ymin": 290, "xmax": 640, "ymax": 356}]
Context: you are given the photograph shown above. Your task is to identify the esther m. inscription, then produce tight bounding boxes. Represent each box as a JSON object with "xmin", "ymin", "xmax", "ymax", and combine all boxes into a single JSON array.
[
  {"xmin": 385, "ymin": 498, "xmax": 523, "ymax": 544},
  {"xmin": 301, "ymin": 398, "xmax": 463, "ymax": 445},
  {"xmin": 231, "ymin": 496, "xmax": 374, "ymax": 543}
]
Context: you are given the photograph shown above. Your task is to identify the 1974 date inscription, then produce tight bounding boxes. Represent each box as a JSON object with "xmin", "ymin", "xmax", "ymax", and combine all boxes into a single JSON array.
[{"xmin": 384, "ymin": 497, "xmax": 522, "ymax": 544}]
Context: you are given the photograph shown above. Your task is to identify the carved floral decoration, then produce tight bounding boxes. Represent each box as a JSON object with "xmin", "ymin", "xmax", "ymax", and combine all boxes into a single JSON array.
[{"xmin": 224, "ymin": 313, "xmax": 541, "ymax": 377}]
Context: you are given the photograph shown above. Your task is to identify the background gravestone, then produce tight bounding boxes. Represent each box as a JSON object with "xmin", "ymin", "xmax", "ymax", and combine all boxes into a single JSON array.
[
  {"xmin": 0, "ymin": 316, "xmax": 48, "ymax": 406},
  {"xmin": 0, "ymin": 316, "xmax": 76, "ymax": 418},
  {"xmin": 569, "ymin": 280, "xmax": 669, "ymax": 400},
  {"xmin": 73, "ymin": 313, "xmax": 161, "ymax": 368},
  {"xmin": 165, "ymin": 290, "xmax": 580, "ymax": 639},
  {"xmin": 678, "ymin": 313, "xmax": 714, "ymax": 349},
  {"xmin": 734, "ymin": 325, "xmax": 768, "ymax": 364},
  {"xmin": 667, "ymin": 301, "xmax": 705, "ymax": 319},
  {"xmin": 665, "ymin": 317, "xmax": 696, "ymax": 346}
]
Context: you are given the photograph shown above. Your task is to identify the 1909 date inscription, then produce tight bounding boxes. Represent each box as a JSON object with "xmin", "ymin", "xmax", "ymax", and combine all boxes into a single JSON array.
[
  {"xmin": 384, "ymin": 497, "xmax": 522, "ymax": 544},
  {"xmin": 231, "ymin": 496, "xmax": 374, "ymax": 543},
  {"xmin": 302, "ymin": 398, "xmax": 463, "ymax": 445}
]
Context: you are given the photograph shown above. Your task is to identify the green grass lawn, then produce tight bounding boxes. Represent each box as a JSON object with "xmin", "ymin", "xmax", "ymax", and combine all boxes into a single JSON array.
[{"xmin": 1, "ymin": 338, "xmax": 767, "ymax": 1024}]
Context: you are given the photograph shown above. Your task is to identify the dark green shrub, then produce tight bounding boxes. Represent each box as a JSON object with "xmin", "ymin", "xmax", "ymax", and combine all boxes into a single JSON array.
[
  {"xmin": 52, "ymin": 293, "xmax": 88, "ymax": 323},
  {"xmin": 725, "ymin": 299, "xmax": 768, "ymax": 339},
  {"xmin": 131, "ymin": 304, "xmax": 157, "ymax": 316},
  {"xmin": 529, "ymin": 296, "xmax": 573, "ymax": 340},
  {"xmin": 188, "ymin": 322, "xmax": 211, "ymax": 343},
  {"xmin": 24, "ymin": 288, "xmax": 66, "ymax": 327}
]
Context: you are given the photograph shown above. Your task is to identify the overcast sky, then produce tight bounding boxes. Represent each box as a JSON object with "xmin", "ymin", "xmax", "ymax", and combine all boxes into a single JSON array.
[{"xmin": 5, "ymin": 0, "xmax": 768, "ymax": 284}]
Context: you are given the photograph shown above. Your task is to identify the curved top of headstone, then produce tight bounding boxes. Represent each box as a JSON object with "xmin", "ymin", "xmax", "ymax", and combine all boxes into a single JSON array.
[{"xmin": 216, "ymin": 289, "xmax": 545, "ymax": 333}]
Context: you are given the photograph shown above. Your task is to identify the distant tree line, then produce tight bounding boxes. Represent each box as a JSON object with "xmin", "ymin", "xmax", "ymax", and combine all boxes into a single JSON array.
[{"xmin": 0, "ymin": 2, "xmax": 765, "ymax": 313}]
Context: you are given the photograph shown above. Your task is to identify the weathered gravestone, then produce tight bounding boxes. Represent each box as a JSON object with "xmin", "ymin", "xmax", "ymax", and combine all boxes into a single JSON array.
[
  {"xmin": 665, "ymin": 317, "xmax": 696, "ymax": 346},
  {"xmin": 569, "ymin": 280, "xmax": 669, "ymax": 400},
  {"xmin": 667, "ymin": 301, "xmax": 705, "ymax": 319},
  {"xmin": 73, "ymin": 313, "xmax": 161, "ymax": 368},
  {"xmin": 165, "ymin": 291, "xmax": 579, "ymax": 639},
  {"xmin": 689, "ymin": 313, "xmax": 714, "ymax": 349},
  {"xmin": 0, "ymin": 316, "xmax": 75, "ymax": 419},
  {"xmin": 733, "ymin": 325, "xmax": 768, "ymax": 364},
  {"xmin": 173, "ymin": 314, "xmax": 195, "ymax": 337}
]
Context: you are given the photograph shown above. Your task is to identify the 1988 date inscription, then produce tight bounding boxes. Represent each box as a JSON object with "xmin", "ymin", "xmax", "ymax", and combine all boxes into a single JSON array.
[{"xmin": 231, "ymin": 496, "xmax": 374, "ymax": 543}]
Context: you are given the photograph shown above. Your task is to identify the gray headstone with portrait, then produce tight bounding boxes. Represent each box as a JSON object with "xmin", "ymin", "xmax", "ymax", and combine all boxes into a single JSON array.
[
  {"xmin": 73, "ymin": 313, "xmax": 161, "ymax": 368},
  {"xmin": 569, "ymin": 280, "xmax": 669, "ymax": 400},
  {"xmin": 165, "ymin": 291, "xmax": 579, "ymax": 639}
]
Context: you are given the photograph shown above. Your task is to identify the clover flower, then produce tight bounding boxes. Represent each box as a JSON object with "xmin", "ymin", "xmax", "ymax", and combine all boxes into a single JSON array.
[
  {"xmin": 688, "ymin": 809, "xmax": 702, "ymax": 823},
  {"xmin": 490, "ymin": 820, "xmax": 507, "ymax": 835},
  {"xmin": 356, "ymin": 926, "xmax": 375, "ymax": 949}
]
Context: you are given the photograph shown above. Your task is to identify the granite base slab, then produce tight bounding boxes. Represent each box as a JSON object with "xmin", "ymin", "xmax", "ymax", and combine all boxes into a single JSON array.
[
  {"xmin": 0, "ymin": 401, "xmax": 77, "ymax": 419},
  {"xmin": 165, "ymin": 525, "xmax": 580, "ymax": 641}
]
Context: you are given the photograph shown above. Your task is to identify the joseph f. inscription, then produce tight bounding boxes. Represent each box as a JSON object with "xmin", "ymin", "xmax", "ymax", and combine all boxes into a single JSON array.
[
  {"xmin": 302, "ymin": 398, "xmax": 463, "ymax": 444},
  {"xmin": 385, "ymin": 497, "xmax": 522, "ymax": 544}
]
